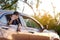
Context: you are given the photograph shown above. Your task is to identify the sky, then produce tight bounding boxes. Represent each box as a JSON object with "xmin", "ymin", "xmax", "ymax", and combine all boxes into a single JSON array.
[
  {"xmin": 17, "ymin": 0, "xmax": 60, "ymax": 17},
  {"xmin": 17, "ymin": 0, "xmax": 34, "ymax": 16}
]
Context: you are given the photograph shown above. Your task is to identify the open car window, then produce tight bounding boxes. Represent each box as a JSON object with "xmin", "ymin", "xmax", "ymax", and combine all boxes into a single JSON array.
[{"xmin": 22, "ymin": 16, "xmax": 41, "ymax": 29}]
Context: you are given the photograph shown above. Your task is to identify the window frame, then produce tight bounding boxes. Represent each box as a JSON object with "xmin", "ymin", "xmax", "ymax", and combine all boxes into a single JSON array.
[{"xmin": 22, "ymin": 16, "xmax": 42, "ymax": 29}]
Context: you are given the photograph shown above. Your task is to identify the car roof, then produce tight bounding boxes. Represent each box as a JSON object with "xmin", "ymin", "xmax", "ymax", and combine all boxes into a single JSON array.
[
  {"xmin": 0, "ymin": 10, "xmax": 30, "ymax": 17},
  {"xmin": 0, "ymin": 10, "xmax": 35, "ymax": 20}
]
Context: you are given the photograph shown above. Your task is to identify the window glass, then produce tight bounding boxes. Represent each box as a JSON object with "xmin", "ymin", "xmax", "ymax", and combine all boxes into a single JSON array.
[
  {"xmin": 23, "ymin": 16, "xmax": 40, "ymax": 29},
  {"xmin": 0, "ymin": 16, "xmax": 7, "ymax": 24}
]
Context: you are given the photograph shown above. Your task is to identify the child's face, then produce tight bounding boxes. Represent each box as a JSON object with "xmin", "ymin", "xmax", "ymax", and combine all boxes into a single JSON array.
[{"xmin": 12, "ymin": 15, "xmax": 19, "ymax": 19}]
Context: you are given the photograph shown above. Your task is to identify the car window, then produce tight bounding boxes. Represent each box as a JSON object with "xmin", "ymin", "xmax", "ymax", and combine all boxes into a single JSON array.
[
  {"xmin": 0, "ymin": 15, "xmax": 7, "ymax": 24},
  {"xmin": 23, "ymin": 16, "xmax": 40, "ymax": 29}
]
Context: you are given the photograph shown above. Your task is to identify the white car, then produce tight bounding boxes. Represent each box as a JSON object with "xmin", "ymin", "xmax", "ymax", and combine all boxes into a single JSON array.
[{"xmin": 0, "ymin": 10, "xmax": 60, "ymax": 40}]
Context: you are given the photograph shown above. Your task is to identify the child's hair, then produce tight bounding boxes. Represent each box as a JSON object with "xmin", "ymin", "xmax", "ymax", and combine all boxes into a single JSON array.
[{"xmin": 13, "ymin": 11, "xmax": 19, "ymax": 15}]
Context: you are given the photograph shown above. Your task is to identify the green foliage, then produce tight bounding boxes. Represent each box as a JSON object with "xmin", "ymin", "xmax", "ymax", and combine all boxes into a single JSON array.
[
  {"xmin": 33, "ymin": 13, "xmax": 60, "ymax": 35},
  {"xmin": 40, "ymin": 14, "xmax": 52, "ymax": 25},
  {"xmin": 26, "ymin": 19, "xmax": 40, "ymax": 28},
  {"xmin": 55, "ymin": 25, "xmax": 60, "ymax": 36},
  {"xmin": 33, "ymin": 14, "xmax": 53, "ymax": 28},
  {"xmin": 0, "ymin": 0, "xmax": 18, "ymax": 10},
  {"xmin": 47, "ymin": 19, "xmax": 56, "ymax": 29}
]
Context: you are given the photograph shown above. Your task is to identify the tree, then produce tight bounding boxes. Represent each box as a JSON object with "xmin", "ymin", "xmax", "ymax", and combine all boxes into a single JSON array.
[
  {"xmin": 20, "ymin": 0, "xmax": 41, "ymax": 16},
  {"xmin": 0, "ymin": 0, "xmax": 18, "ymax": 10},
  {"xmin": 56, "ymin": 13, "xmax": 60, "ymax": 25},
  {"xmin": 40, "ymin": 14, "xmax": 52, "ymax": 25},
  {"xmin": 50, "ymin": 1, "xmax": 57, "ymax": 24}
]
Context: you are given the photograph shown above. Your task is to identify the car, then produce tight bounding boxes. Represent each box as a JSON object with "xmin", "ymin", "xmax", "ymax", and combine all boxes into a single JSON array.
[{"xmin": 0, "ymin": 10, "xmax": 60, "ymax": 40}]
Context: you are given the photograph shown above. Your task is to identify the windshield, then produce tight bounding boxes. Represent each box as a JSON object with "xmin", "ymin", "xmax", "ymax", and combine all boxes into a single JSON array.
[{"xmin": 0, "ymin": 14, "xmax": 7, "ymax": 25}]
